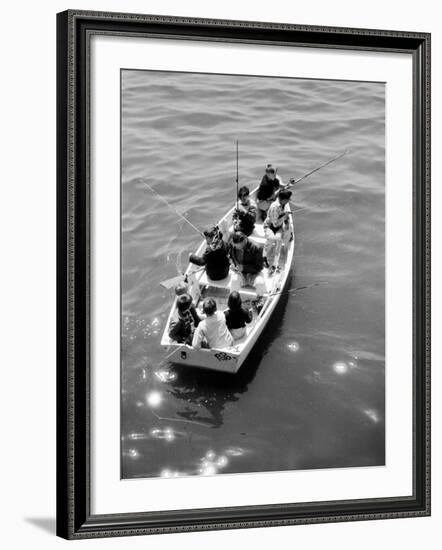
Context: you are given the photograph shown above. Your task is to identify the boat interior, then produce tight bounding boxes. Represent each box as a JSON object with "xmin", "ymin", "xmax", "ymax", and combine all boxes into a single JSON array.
[
  {"xmin": 164, "ymin": 219, "xmax": 290, "ymax": 350},
  {"xmin": 161, "ymin": 181, "xmax": 294, "ymax": 353}
]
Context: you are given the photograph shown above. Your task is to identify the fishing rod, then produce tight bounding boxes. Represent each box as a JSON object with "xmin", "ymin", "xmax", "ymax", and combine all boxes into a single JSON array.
[
  {"xmin": 291, "ymin": 206, "xmax": 309, "ymax": 214},
  {"xmin": 271, "ymin": 150, "xmax": 349, "ymax": 220},
  {"xmin": 142, "ymin": 180, "xmax": 204, "ymax": 237},
  {"xmin": 267, "ymin": 281, "xmax": 329, "ymax": 298},
  {"xmin": 290, "ymin": 149, "xmax": 350, "ymax": 186}
]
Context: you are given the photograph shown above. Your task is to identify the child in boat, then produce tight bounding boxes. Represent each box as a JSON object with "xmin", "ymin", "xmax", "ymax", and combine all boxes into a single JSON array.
[
  {"xmin": 229, "ymin": 231, "xmax": 266, "ymax": 297},
  {"xmin": 224, "ymin": 291, "xmax": 253, "ymax": 340},
  {"xmin": 264, "ymin": 189, "xmax": 293, "ymax": 275},
  {"xmin": 168, "ymin": 294, "xmax": 201, "ymax": 345},
  {"xmin": 257, "ymin": 164, "xmax": 294, "ymax": 222},
  {"xmin": 189, "ymin": 225, "xmax": 230, "ymax": 281},
  {"xmin": 192, "ymin": 297, "xmax": 234, "ymax": 349},
  {"xmin": 175, "ymin": 280, "xmax": 206, "ymax": 320},
  {"xmin": 232, "ymin": 186, "xmax": 257, "ymax": 237}
]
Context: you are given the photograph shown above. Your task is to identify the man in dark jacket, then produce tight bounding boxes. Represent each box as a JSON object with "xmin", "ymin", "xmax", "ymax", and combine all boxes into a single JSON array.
[
  {"xmin": 189, "ymin": 225, "xmax": 230, "ymax": 281},
  {"xmin": 229, "ymin": 231, "xmax": 265, "ymax": 297}
]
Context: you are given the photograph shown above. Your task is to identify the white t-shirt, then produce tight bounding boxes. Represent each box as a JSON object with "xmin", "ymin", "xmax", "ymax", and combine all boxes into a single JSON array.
[
  {"xmin": 266, "ymin": 199, "xmax": 291, "ymax": 229},
  {"xmin": 192, "ymin": 311, "xmax": 234, "ymax": 349}
]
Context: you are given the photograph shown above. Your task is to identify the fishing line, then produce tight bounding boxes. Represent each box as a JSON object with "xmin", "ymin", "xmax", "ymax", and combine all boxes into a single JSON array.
[
  {"xmin": 150, "ymin": 409, "xmax": 212, "ymax": 429},
  {"xmin": 142, "ymin": 179, "xmax": 204, "ymax": 236},
  {"xmin": 267, "ymin": 281, "xmax": 329, "ymax": 297}
]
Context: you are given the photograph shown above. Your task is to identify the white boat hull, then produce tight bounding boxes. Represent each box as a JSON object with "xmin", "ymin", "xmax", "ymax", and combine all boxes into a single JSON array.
[{"xmin": 160, "ymin": 186, "xmax": 295, "ymax": 373}]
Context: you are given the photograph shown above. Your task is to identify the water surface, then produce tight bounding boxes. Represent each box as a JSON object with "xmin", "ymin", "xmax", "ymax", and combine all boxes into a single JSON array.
[{"xmin": 121, "ymin": 69, "xmax": 385, "ymax": 479}]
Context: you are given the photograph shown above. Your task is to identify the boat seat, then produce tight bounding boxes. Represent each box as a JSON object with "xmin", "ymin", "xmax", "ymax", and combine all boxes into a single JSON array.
[
  {"xmin": 198, "ymin": 266, "xmax": 282, "ymax": 297},
  {"xmin": 198, "ymin": 270, "xmax": 233, "ymax": 290},
  {"xmin": 198, "ymin": 269, "xmax": 262, "ymax": 297}
]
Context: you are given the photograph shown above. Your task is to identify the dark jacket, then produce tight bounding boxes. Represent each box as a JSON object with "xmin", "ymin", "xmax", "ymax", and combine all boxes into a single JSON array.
[
  {"xmin": 229, "ymin": 240, "xmax": 264, "ymax": 275},
  {"xmin": 233, "ymin": 207, "xmax": 256, "ymax": 237},
  {"xmin": 168, "ymin": 306, "xmax": 200, "ymax": 344},
  {"xmin": 257, "ymin": 175, "xmax": 280, "ymax": 201},
  {"xmin": 189, "ymin": 241, "xmax": 230, "ymax": 281},
  {"xmin": 225, "ymin": 307, "xmax": 253, "ymax": 330}
]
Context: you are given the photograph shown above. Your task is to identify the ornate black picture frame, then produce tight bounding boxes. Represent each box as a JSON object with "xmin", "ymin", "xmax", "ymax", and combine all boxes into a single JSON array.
[{"xmin": 56, "ymin": 9, "xmax": 430, "ymax": 539}]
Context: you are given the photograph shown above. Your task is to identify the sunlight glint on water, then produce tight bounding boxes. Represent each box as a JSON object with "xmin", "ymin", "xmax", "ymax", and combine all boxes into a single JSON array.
[{"xmin": 121, "ymin": 70, "xmax": 386, "ymax": 478}]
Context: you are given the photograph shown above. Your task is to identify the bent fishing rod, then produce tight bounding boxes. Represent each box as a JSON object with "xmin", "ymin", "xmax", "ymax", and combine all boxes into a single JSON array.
[{"xmin": 289, "ymin": 149, "xmax": 350, "ymax": 186}]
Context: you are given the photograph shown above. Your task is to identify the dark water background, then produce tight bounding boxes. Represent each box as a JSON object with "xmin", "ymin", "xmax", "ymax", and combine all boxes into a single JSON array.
[{"xmin": 121, "ymin": 69, "xmax": 385, "ymax": 479}]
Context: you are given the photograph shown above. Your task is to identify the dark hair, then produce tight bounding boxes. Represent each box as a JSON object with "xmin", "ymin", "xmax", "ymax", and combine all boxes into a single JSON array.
[
  {"xmin": 232, "ymin": 231, "xmax": 246, "ymax": 244},
  {"xmin": 177, "ymin": 293, "xmax": 192, "ymax": 313},
  {"xmin": 238, "ymin": 185, "xmax": 250, "ymax": 198},
  {"xmin": 202, "ymin": 297, "xmax": 217, "ymax": 316},
  {"xmin": 175, "ymin": 281, "xmax": 189, "ymax": 296},
  {"xmin": 265, "ymin": 164, "xmax": 276, "ymax": 175},
  {"xmin": 278, "ymin": 189, "xmax": 292, "ymax": 201},
  {"xmin": 228, "ymin": 291, "xmax": 242, "ymax": 311},
  {"xmin": 203, "ymin": 225, "xmax": 219, "ymax": 238}
]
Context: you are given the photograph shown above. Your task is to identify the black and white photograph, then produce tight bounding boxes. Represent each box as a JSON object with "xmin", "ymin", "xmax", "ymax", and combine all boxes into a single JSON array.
[
  {"xmin": 1, "ymin": 0, "xmax": 437, "ymax": 545},
  {"xmin": 120, "ymin": 69, "xmax": 385, "ymax": 479}
]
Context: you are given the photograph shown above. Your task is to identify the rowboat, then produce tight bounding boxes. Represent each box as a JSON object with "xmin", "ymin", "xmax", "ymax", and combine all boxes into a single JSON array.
[{"xmin": 160, "ymin": 186, "xmax": 295, "ymax": 373}]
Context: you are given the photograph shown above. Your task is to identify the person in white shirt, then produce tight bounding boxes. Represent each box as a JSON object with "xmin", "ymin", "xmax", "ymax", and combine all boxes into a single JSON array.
[
  {"xmin": 264, "ymin": 189, "xmax": 293, "ymax": 274},
  {"xmin": 192, "ymin": 298, "xmax": 234, "ymax": 350}
]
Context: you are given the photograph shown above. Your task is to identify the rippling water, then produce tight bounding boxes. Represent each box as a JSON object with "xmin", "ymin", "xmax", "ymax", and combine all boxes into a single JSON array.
[{"xmin": 121, "ymin": 69, "xmax": 385, "ymax": 479}]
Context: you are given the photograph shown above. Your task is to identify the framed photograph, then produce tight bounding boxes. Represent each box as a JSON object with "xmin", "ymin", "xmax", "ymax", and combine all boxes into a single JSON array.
[{"xmin": 56, "ymin": 10, "xmax": 431, "ymax": 539}]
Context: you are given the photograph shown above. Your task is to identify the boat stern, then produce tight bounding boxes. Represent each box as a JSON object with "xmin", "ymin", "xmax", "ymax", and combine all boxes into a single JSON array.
[{"xmin": 161, "ymin": 343, "xmax": 242, "ymax": 374}]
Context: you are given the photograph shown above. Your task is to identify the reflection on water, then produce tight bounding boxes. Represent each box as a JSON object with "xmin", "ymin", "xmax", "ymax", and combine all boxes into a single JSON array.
[
  {"xmin": 121, "ymin": 70, "xmax": 385, "ymax": 479},
  {"xmin": 155, "ymin": 369, "xmax": 177, "ymax": 383},
  {"xmin": 146, "ymin": 390, "xmax": 163, "ymax": 408},
  {"xmin": 333, "ymin": 362, "xmax": 349, "ymax": 375},
  {"xmin": 364, "ymin": 409, "xmax": 380, "ymax": 424},
  {"xmin": 160, "ymin": 448, "xmax": 234, "ymax": 478},
  {"xmin": 287, "ymin": 341, "xmax": 300, "ymax": 352}
]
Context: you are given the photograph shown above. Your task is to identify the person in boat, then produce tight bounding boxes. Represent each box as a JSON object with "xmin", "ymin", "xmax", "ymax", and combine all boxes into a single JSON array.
[
  {"xmin": 232, "ymin": 186, "xmax": 257, "ymax": 237},
  {"xmin": 264, "ymin": 189, "xmax": 293, "ymax": 275},
  {"xmin": 224, "ymin": 291, "xmax": 253, "ymax": 340},
  {"xmin": 168, "ymin": 293, "xmax": 201, "ymax": 345},
  {"xmin": 256, "ymin": 164, "xmax": 294, "ymax": 222},
  {"xmin": 189, "ymin": 225, "xmax": 230, "ymax": 281},
  {"xmin": 192, "ymin": 297, "xmax": 234, "ymax": 349},
  {"xmin": 229, "ymin": 231, "xmax": 266, "ymax": 301},
  {"xmin": 174, "ymin": 281, "xmax": 203, "ymax": 320}
]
